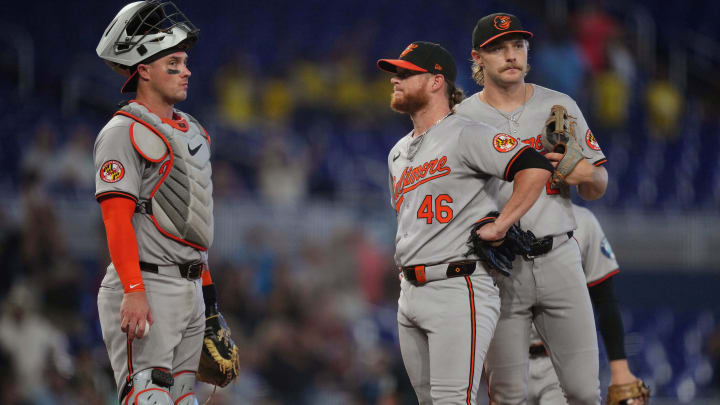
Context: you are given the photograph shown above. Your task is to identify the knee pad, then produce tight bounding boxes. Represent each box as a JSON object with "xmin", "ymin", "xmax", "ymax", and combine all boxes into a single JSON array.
[
  {"xmin": 170, "ymin": 371, "xmax": 198, "ymax": 405},
  {"xmin": 120, "ymin": 368, "xmax": 174, "ymax": 405}
]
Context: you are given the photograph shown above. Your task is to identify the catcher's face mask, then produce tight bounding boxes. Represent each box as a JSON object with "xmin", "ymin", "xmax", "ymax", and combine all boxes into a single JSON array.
[{"xmin": 97, "ymin": 1, "xmax": 199, "ymax": 92}]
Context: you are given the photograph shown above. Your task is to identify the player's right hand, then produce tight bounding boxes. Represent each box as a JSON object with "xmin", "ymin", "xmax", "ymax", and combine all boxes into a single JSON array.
[
  {"xmin": 476, "ymin": 222, "xmax": 507, "ymax": 245},
  {"xmin": 120, "ymin": 291, "xmax": 154, "ymax": 342}
]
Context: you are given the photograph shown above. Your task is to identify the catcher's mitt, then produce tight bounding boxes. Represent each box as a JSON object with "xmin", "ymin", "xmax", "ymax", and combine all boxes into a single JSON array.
[
  {"xmin": 197, "ymin": 310, "xmax": 240, "ymax": 387},
  {"xmin": 542, "ymin": 104, "xmax": 585, "ymax": 187},
  {"xmin": 606, "ymin": 379, "xmax": 650, "ymax": 405},
  {"xmin": 466, "ymin": 211, "xmax": 527, "ymax": 277}
]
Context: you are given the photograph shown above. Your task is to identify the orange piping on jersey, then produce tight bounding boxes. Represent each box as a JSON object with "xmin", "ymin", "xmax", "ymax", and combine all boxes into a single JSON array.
[
  {"xmin": 101, "ymin": 197, "xmax": 144, "ymax": 292},
  {"xmin": 593, "ymin": 158, "xmax": 607, "ymax": 166},
  {"xmin": 464, "ymin": 275, "xmax": 477, "ymax": 405},
  {"xmin": 587, "ymin": 269, "xmax": 619, "ymax": 287},
  {"xmin": 201, "ymin": 269, "xmax": 213, "ymax": 286},
  {"xmin": 130, "ymin": 122, "xmax": 169, "ymax": 163},
  {"xmin": 114, "ymin": 109, "xmax": 208, "ymax": 251},
  {"xmin": 475, "ymin": 215, "xmax": 497, "ymax": 223},
  {"xmin": 96, "ymin": 190, "xmax": 138, "ymax": 203},
  {"xmin": 503, "ymin": 145, "xmax": 531, "ymax": 181},
  {"xmin": 395, "ymin": 195, "xmax": 405, "ymax": 213}
]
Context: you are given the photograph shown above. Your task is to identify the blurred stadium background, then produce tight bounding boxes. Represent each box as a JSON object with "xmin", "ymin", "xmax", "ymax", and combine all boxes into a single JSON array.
[{"xmin": 1, "ymin": 0, "xmax": 719, "ymax": 403}]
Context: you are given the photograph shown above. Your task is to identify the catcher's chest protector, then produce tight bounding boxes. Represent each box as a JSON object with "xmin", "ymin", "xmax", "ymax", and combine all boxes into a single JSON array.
[{"xmin": 116, "ymin": 102, "xmax": 214, "ymax": 250}]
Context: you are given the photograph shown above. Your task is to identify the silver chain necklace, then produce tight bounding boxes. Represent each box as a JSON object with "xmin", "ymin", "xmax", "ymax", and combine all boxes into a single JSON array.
[
  {"xmin": 482, "ymin": 84, "xmax": 527, "ymax": 134},
  {"xmin": 407, "ymin": 112, "xmax": 453, "ymax": 160}
]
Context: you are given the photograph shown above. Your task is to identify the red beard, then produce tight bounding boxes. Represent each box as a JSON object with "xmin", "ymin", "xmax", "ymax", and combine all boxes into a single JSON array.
[{"xmin": 390, "ymin": 88, "xmax": 430, "ymax": 114}]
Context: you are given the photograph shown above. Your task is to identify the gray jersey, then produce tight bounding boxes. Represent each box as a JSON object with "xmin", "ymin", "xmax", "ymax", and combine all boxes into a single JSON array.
[
  {"xmin": 455, "ymin": 84, "xmax": 607, "ymax": 238},
  {"xmin": 388, "ymin": 114, "xmax": 530, "ymax": 267},
  {"xmin": 94, "ymin": 108, "xmax": 209, "ymax": 265},
  {"xmin": 572, "ymin": 204, "xmax": 619, "ymax": 286}
]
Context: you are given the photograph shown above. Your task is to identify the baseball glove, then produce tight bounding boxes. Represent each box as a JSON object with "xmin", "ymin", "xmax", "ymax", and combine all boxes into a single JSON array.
[
  {"xmin": 466, "ymin": 211, "xmax": 534, "ymax": 277},
  {"xmin": 606, "ymin": 379, "xmax": 650, "ymax": 405},
  {"xmin": 542, "ymin": 105, "xmax": 585, "ymax": 187},
  {"xmin": 197, "ymin": 310, "xmax": 240, "ymax": 387}
]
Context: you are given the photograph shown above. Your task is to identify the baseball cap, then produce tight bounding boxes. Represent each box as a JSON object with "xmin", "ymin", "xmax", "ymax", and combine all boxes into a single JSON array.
[
  {"xmin": 472, "ymin": 13, "xmax": 533, "ymax": 49},
  {"xmin": 377, "ymin": 41, "xmax": 457, "ymax": 84}
]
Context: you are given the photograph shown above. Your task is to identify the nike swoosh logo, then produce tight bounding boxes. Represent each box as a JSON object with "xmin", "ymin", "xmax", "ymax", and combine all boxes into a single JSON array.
[
  {"xmin": 188, "ymin": 143, "xmax": 202, "ymax": 156},
  {"xmin": 393, "ymin": 152, "xmax": 401, "ymax": 161},
  {"xmin": 129, "ymin": 283, "xmax": 141, "ymax": 289}
]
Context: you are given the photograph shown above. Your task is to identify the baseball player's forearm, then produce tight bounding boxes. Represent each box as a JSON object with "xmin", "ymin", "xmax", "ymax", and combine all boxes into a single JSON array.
[
  {"xmin": 576, "ymin": 163, "xmax": 607, "ymax": 200},
  {"xmin": 588, "ymin": 276, "xmax": 626, "ymax": 361},
  {"xmin": 100, "ymin": 197, "xmax": 144, "ymax": 293},
  {"xmin": 496, "ymin": 167, "xmax": 551, "ymax": 231}
]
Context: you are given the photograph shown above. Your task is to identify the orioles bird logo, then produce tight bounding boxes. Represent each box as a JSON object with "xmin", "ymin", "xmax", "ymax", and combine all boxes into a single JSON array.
[
  {"xmin": 400, "ymin": 43, "xmax": 418, "ymax": 58},
  {"xmin": 494, "ymin": 15, "xmax": 512, "ymax": 30},
  {"xmin": 586, "ymin": 129, "xmax": 601, "ymax": 151},
  {"xmin": 493, "ymin": 133, "xmax": 518, "ymax": 152}
]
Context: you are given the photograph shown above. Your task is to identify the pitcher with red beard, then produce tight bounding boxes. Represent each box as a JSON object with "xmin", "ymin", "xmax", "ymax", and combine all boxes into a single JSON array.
[{"xmin": 377, "ymin": 41, "xmax": 553, "ymax": 404}]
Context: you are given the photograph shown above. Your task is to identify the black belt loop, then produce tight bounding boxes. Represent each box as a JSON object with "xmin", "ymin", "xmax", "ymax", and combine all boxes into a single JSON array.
[
  {"xmin": 445, "ymin": 262, "xmax": 477, "ymax": 278},
  {"xmin": 139, "ymin": 261, "xmax": 204, "ymax": 280}
]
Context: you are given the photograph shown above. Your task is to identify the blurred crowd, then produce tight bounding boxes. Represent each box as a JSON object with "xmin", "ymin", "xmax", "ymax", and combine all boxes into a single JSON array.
[{"xmin": 1, "ymin": 0, "xmax": 720, "ymax": 404}]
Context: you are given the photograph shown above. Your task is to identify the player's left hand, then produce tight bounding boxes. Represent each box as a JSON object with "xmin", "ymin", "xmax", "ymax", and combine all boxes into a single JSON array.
[{"xmin": 545, "ymin": 153, "xmax": 594, "ymax": 186}]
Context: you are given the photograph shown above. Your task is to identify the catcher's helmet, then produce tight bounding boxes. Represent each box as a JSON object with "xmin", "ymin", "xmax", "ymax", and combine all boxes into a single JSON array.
[{"xmin": 96, "ymin": 1, "xmax": 198, "ymax": 92}]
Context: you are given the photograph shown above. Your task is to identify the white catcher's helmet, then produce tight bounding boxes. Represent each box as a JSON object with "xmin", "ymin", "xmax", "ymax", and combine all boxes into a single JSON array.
[{"xmin": 96, "ymin": 1, "xmax": 198, "ymax": 92}]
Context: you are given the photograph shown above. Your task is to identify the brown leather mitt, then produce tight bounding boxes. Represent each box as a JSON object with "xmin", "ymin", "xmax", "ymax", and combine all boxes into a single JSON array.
[
  {"xmin": 196, "ymin": 311, "xmax": 240, "ymax": 387},
  {"xmin": 542, "ymin": 104, "xmax": 585, "ymax": 187},
  {"xmin": 606, "ymin": 379, "xmax": 650, "ymax": 405}
]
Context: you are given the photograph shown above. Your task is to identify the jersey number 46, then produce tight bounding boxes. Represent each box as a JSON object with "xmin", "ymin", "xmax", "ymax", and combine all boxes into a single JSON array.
[{"xmin": 417, "ymin": 194, "xmax": 454, "ymax": 224}]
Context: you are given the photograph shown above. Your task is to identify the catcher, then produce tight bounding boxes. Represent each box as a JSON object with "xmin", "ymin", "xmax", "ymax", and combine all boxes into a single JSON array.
[{"xmin": 94, "ymin": 2, "xmax": 238, "ymax": 404}]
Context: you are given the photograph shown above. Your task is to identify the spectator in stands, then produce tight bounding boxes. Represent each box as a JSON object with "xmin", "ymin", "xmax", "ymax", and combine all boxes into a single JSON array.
[
  {"xmin": 646, "ymin": 64, "xmax": 683, "ymax": 140},
  {"xmin": 573, "ymin": 2, "xmax": 619, "ymax": 73},
  {"xmin": 0, "ymin": 282, "xmax": 74, "ymax": 403},
  {"xmin": 532, "ymin": 22, "xmax": 588, "ymax": 101},
  {"xmin": 216, "ymin": 54, "xmax": 258, "ymax": 129},
  {"xmin": 53, "ymin": 123, "xmax": 95, "ymax": 197},
  {"xmin": 257, "ymin": 130, "xmax": 310, "ymax": 206}
]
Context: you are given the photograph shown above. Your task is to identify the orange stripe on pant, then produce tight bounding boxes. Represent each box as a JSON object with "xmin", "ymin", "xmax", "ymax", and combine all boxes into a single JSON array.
[{"xmin": 464, "ymin": 275, "xmax": 477, "ymax": 405}]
